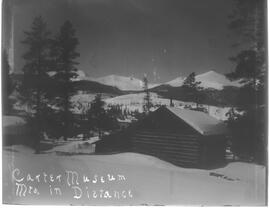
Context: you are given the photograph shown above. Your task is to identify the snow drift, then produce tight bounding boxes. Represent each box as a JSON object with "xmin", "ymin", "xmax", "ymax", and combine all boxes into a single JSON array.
[{"xmin": 2, "ymin": 145, "xmax": 266, "ymax": 205}]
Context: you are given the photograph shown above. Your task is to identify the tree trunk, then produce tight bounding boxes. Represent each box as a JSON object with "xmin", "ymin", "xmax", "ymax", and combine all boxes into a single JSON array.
[
  {"xmin": 35, "ymin": 87, "xmax": 41, "ymax": 154},
  {"xmin": 64, "ymin": 92, "xmax": 69, "ymax": 141},
  {"xmin": 35, "ymin": 53, "xmax": 42, "ymax": 153},
  {"xmin": 63, "ymin": 65, "xmax": 70, "ymax": 141}
]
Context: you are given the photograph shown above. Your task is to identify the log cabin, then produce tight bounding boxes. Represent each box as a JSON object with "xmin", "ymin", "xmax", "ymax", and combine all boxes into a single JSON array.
[
  {"xmin": 3, "ymin": 115, "xmax": 30, "ymax": 146},
  {"xmin": 95, "ymin": 106, "xmax": 229, "ymax": 169}
]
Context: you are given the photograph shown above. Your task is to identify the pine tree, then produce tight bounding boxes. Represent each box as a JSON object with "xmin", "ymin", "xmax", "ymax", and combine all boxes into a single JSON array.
[
  {"xmin": 142, "ymin": 74, "xmax": 153, "ymax": 114},
  {"xmin": 2, "ymin": 50, "xmax": 13, "ymax": 114},
  {"xmin": 87, "ymin": 94, "xmax": 106, "ymax": 138},
  {"xmin": 226, "ymin": 0, "xmax": 266, "ymax": 164},
  {"xmin": 229, "ymin": 0, "xmax": 266, "ymax": 50},
  {"xmin": 20, "ymin": 16, "xmax": 51, "ymax": 153},
  {"xmin": 228, "ymin": 0, "xmax": 266, "ymax": 97},
  {"xmin": 52, "ymin": 20, "xmax": 80, "ymax": 140},
  {"xmin": 182, "ymin": 72, "xmax": 203, "ymax": 107}
]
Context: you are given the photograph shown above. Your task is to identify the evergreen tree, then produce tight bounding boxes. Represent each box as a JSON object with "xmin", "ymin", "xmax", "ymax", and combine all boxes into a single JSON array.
[
  {"xmin": 20, "ymin": 16, "xmax": 51, "ymax": 153},
  {"xmin": 182, "ymin": 72, "xmax": 203, "ymax": 107},
  {"xmin": 2, "ymin": 50, "xmax": 13, "ymax": 114},
  {"xmin": 51, "ymin": 20, "xmax": 80, "ymax": 140},
  {"xmin": 226, "ymin": 0, "xmax": 266, "ymax": 164},
  {"xmin": 228, "ymin": 0, "xmax": 266, "ymax": 50},
  {"xmin": 228, "ymin": 0, "xmax": 266, "ymax": 92},
  {"xmin": 87, "ymin": 94, "xmax": 106, "ymax": 138},
  {"xmin": 142, "ymin": 74, "xmax": 153, "ymax": 114}
]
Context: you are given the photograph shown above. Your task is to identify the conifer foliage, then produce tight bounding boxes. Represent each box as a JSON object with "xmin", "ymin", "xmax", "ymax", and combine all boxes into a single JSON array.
[
  {"xmin": 142, "ymin": 74, "xmax": 153, "ymax": 114},
  {"xmin": 182, "ymin": 72, "xmax": 203, "ymax": 107},
  {"xmin": 20, "ymin": 16, "xmax": 51, "ymax": 152},
  {"xmin": 50, "ymin": 21, "xmax": 80, "ymax": 140}
]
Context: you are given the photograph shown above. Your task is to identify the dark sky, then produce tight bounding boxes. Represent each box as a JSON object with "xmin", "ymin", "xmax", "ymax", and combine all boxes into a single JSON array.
[{"xmin": 3, "ymin": 0, "xmax": 239, "ymax": 82}]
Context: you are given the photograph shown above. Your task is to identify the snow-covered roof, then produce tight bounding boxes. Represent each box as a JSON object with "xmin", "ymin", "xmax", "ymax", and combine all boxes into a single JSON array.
[
  {"xmin": 165, "ymin": 107, "xmax": 228, "ymax": 136},
  {"xmin": 3, "ymin": 115, "xmax": 26, "ymax": 127},
  {"xmin": 117, "ymin": 118, "xmax": 132, "ymax": 123}
]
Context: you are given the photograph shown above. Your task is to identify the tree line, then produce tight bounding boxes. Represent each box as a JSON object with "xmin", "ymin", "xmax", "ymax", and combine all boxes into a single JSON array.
[
  {"xmin": 3, "ymin": 16, "xmax": 124, "ymax": 153},
  {"xmin": 225, "ymin": 0, "xmax": 266, "ymax": 164},
  {"xmin": 18, "ymin": 16, "xmax": 81, "ymax": 152}
]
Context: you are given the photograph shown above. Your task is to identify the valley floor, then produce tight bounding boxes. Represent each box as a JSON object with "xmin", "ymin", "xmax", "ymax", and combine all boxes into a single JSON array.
[{"xmin": 2, "ymin": 145, "xmax": 266, "ymax": 206}]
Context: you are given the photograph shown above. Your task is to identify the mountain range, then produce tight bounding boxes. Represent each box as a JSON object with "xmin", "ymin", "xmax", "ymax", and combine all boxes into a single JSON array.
[
  {"xmin": 10, "ymin": 70, "xmax": 243, "ymax": 108},
  {"xmin": 78, "ymin": 70, "xmax": 242, "ymax": 91}
]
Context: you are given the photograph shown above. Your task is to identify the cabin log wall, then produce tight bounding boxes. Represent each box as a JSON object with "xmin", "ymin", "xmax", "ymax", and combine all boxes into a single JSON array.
[{"xmin": 130, "ymin": 130, "xmax": 201, "ymax": 167}]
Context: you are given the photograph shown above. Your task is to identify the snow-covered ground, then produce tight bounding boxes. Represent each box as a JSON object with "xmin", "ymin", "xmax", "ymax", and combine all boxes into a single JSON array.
[
  {"xmin": 71, "ymin": 92, "xmax": 233, "ymax": 121},
  {"xmin": 71, "ymin": 92, "xmax": 115, "ymax": 114},
  {"xmin": 44, "ymin": 137, "xmax": 99, "ymax": 155},
  {"xmin": 165, "ymin": 76, "xmax": 185, "ymax": 87},
  {"xmin": 11, "ymin": 90, "xmax": 233, "ymax": 121},
  {"xmin": 3, "ymin": 145, "xmax": 266, "ymax": 205},
  {"xmin": 104, "ymin": 92, "xmax": 232, "ymax": 120}
]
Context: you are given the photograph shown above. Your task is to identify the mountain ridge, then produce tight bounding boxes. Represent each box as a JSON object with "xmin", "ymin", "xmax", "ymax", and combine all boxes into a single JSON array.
[
  {"xmin": 12, "ymin": 70, "xmax": 243, "ymax": 92},
  {"xmin": 89, "ymin": 70, "xmax": 242, "ymax": 91}
]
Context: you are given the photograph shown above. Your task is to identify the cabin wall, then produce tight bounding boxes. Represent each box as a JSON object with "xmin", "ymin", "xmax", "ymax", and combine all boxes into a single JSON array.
[
  {"xmin": 130, "ymin": 130, "xmax": 201, "ymax": 167},
  {"xmin": 199, "ymin": 136, "xmax": 227, "ymax": 168},
  {"xmin": 95, "ymin": 107, "xmax": 228, "ymax": 169},
  {"xmin": 3, "ymin": 125, "xmax": 32, "ymax": 146},
  {"xmin": 95, "ymin": 130, "xmax": 132, "ymax": 153}
]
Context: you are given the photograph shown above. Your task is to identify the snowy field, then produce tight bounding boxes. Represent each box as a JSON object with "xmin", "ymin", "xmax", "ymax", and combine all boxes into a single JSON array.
[
  {"xmin": 3, "ymin": 145, "xmax": 266, "ymax": 205},
  {"xmin": 105, "ymin": 92, "xmax": 232, "ymax": 121},
  {"xmin": 13, "ymin": 90, "xmax": 233, "ymax": 121}
]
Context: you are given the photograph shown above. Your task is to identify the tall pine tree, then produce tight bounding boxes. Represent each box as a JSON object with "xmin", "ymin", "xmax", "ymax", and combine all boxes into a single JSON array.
[
  {"xmin": 20, "ymin": 16, "xmax": 51, "ymax": 153},
  {"xmin": 2, "ymin": 50, "xmax": 13, "ymax": 114},
  {"xmin": 142, "ymin": 74, "xmax": 153, "ymax": 114},
  {"xmin": 52, "ymin": 21, "xmax": 80, "ymax": 140},
  {"xmin": 226, "ymin": 0, "xmax": 266, "ymax": 163},
  {"xmin": 87, "ymin": 94, "xmax": 106, "ymax": 138}
]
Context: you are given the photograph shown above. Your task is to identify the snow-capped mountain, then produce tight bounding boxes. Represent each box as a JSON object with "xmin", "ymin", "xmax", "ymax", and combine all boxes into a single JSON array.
[
  {"xmin": 95, "ymin": 75, "xmax": 144, "ymax": 91},
  {"xmin": 47, "ymin": 70, "xmax": 87, "ymax": 81},
  {"xmin": 166, "ymin": 70, "xmax": 242, "ymax": 90},
  {"xmin": 86, "ymin": 75, "xmax": 158, "ymax": 91},
  {"xmin": 73, "ymin": 70, "xmax": 242, "ymax": 91},
  {"xmin": 165, "ymin": 76, "xmax": 185, "ymax": 87},
  {"xmin": 195, "ymin": 70, "xmax": 242, "ymax": 90}
]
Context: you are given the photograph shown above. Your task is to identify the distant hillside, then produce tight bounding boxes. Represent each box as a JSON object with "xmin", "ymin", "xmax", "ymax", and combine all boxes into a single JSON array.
[
  {"xmin": 150, "ymin": 84, "xmax": 174, "ymax": 93},
  {"xmin": 92, "ymin": 74, "xmax": 159, "ymax": 91},
  {"xmin": 151, "ymin": 85, "xmax": 240, "ymax": 107},
  {"xmin": 10, "ymin": 71, "xmax": 242, "ymax": 107},
  {"xmin": 69, "ymin": 70, "xmax": 243, "ymax": 92},
  {"xmin": 10, "ymin": 73, "xmax": 123, "ymax": 96},
  {"xmin": 72, "ymin": 80, "xmax": 123, "ymax": 95}
]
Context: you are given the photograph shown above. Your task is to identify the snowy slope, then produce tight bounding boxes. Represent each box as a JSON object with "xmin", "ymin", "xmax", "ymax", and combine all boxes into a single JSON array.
[
  {"xmin": 165, "ymin": 76, "xmax": 185, "ymax": 87},
  {"xmin": 196, "ymin": 70, "xmax": 242, "ymax": 90},
  {"xmin": 165, "ymin": 71, "xmax": 242, "ymax": 90},
  {"xmin": 95, "ymin": 75, "xmax": 144, "ymax": 91},
  {"xmin": 3, "ymin": 145, "xmax": 266, "ymax": 205},
  {"xmin": 71, "ymin": 92, "xmax": 116, "ymax": 114},
  {"xmin": 105, "ymin": 92, "xmax": 231, "ymax": 120},
  {"xmin": 59, "ymin": 70, "xmax": 242, "ymax": 91},
  {"xmin": 85, "ymin": 75, "xmax": 158, "ymax": 91},
  {"xmin": 72, "ymin": 70, "xmax": 87, "ymax": 81},
  {"xmin": 105, "ymin": 92, "xmax": 187, "ymax": 112},
  {"xmin": 48, "ymin": 70, "xmax": 87, "ymax": 81}
]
